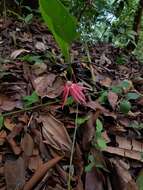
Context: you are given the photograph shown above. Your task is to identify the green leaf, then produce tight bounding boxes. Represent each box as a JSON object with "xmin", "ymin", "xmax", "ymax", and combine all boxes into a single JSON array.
[
  {"xmin": 65, "ymin": 96, "xmax": 74, "ymax": 106},
  {"xmin": 119, "ymin": 100, "xmax": 131, "ymax": 114},
  {"xmin": 111, "ymin": 85, "xmax": 122, "ymax": 94},
  {"xmin": 137, "ymin": 170, "xmax": 143, "ymax": 190},
  {"xmin": 126, "ymin": 92, "xmax": 140, "ymax": 100},
  {"xmin": 39, "ymin": 0, "xmax": 78, "ymax": 61},
  {"xmin": 97, "ymin": 137, "xmax": 107, "ymax": 149},
  {"xmin": 24, "ymin": 13, "xmax": 33, "ymax": 24},
  {"xmin": 85, "ymin": 162, "xmax": 94, "ymax": 172},
  {"xmin": 0, "ymin": 115, "xmax": 4, "ymax": 130},
  {"xmin": 77, "ymin": 116, "xmax": 89, "ymax": 126},
  {"xmin": 120, "ymin": 80, "xmax": 130, "ymax": 89},
  {"xmin": 99, "ymin": 91, "xmax": 108, "ymax": 104},
  {"xmin": 96, "ymin": 119, "xmax": 103, "ymax": 133},
  {"xmin": 23, "ymin": 91, "xmax": 39, "ymax": 107}
]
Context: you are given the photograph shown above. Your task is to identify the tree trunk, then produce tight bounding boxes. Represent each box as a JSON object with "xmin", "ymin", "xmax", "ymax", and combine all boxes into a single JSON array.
[{"xmin": 127, "ymin": 0, "xmax": 143, "ymax": 51}]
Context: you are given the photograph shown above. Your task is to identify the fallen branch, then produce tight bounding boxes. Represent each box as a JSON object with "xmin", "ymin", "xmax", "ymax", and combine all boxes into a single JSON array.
[
  {"xmin": 23, "ymin": 155, "xmax": 63, "ymax": 190},
  {"xmin": 2, "ymin": 100, "xmax": 60, "ymax": 117}
]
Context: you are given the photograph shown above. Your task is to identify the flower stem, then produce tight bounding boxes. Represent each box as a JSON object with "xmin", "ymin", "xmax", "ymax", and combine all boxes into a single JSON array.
[{"xmin": 68, "ymin": 104, "xmax": 79, "ymax": 190}]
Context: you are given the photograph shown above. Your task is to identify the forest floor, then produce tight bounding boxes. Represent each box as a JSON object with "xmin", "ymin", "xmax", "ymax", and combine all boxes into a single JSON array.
[{"xmin": 0, "ymin": 17, "xmax": 143, "ymax": 190}]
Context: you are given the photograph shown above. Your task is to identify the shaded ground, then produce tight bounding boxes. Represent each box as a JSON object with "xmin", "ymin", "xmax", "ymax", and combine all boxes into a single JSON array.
[{"xmin": 0, "ymin": 17, "xmax": 143, "ymax": 190}]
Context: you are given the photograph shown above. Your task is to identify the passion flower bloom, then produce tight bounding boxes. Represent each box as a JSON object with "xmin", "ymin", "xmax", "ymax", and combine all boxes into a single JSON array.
[{"xmin": 62, "ymin": 81, "xmax": 86, "ymax": 108}]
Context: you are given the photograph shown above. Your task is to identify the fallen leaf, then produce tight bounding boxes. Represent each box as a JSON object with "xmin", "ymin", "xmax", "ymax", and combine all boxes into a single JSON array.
[
  {"xmin": 4, "ymin": 157, "xmax": 25, "ymax": 190},
  {"xmin": 35, "ymin": 41, "xmax": 46, "ymax": 51},
  {"xmin": 107, "ymin": 91, "xmax": 118, "ymax": 109},
  {"xmin": 86, "ymin": 100, "xmax": 116, "ymax": 119},
  {"xmin": 4, "ymin": 118, "xmax": 15, "ymax": 131},
  {"xmin": 85, "ymin": 168, "xmax": 105, "ymax": 190},
  {"xmin": 103, "ymin": 146, "xmax": 143, "ymax": 162},
  {"xmin": 116, "ymin": 136, "xmax": 143, "ymax": 152},
  {"xmin": 39, "ymin": 114, "xmax": 72, "ymax": 154},
  {"xmin": 34, "ymin": 74, "xmax": 64, "ymax": 98},
  {"xmin": 109, "ymin": 158, "xmax": 138, "ymax": 190},
  {"xmin": 32, "ymin": 62, "xmax": 47, "ymax": 75},
  {"xmin": 0, "ymin": 95, "xmax": 16, "ymax": 111},
  {"xmin": 0, "ymin": 130, "xmax": 7, "ymax": 145},
  {"xmin": 21, "ymin": 133, "xmax": 34, "ymax": 156},
  {"xmin": 28, "ymin": 156, "xmax": 43, "ymax": 171},
  {"xmin": 10, "ymin": 49, "xmax": 30, "ymax": 59},
  {"xmin": 99, "ymin": 77, "xmax": 112, "ymax": 87}
]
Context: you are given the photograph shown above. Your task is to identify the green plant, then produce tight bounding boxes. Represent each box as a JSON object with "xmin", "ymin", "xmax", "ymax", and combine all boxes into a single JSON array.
[
  {"xmin": 0, "ymin": 115, "xmax": 4, "ymax": 130},
  {"xmin": 39, "ymin": 0, "xmax": 78, "ymax": 62},
  {"xmin": 119, "ymin": 100, "xmax": 131, "ymax": 114},
  {"xmin": 92, "ymin": 119, "xmax": 107, "ymax": 150},
  {"xmin": 22, "ymin": 91, "xmax": 40, "ymax": 107},
  {"xmin": 85, "ymin": 154, "xmax": 109, "ymax": 172}
]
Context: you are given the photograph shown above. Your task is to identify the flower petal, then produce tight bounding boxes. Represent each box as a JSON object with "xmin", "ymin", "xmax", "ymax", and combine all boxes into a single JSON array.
[{"xmin": 62, "ymin": 85, "xmax": 70, "ymax": 108}]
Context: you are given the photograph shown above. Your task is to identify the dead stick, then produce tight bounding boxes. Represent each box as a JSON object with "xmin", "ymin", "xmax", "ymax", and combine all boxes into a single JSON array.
[{"xmin": 23, "ymin": 155, "xmax": 63, "ymax": 190}]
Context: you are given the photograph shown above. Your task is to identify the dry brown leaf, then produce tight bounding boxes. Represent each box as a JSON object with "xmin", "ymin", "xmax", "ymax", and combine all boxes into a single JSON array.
[
  {"xmin": 28, "ymin": 156, "xmax": 43, "ymax": 171},
  {"xmin": 99, "ymin": 77, "xmax": 112, "ymax": 87},
  {"xmin": 85, "ymin": 168, "xmax": 105, "ymax": 190},
  {"xmin": 21, "ymin": 133, "xmax": 34, "ymax": 156},
  {"xmin": 4, "ymin": 157, "xmax": 25, "ymax": 190},
  {"xmin": 10, "ymin": 49, "xmax": 30, "ymax": 59},
  {"xmin": 0, "ymin": 130, "xmax": 7, "ymax": 145},
  {"xmin": 86, "ymin": 100, "xmax": 116, "ymax": 119},
  {"xmin": 103, "ymin": 146, "xmax": 143, "ymax": 162},
  {"xmin": 0, "ymin": 95, "xmax": 16, "ymax": 111},
  {"xmin": 4, "ymin": 118, "xmax": 15, "ymax": 131},
  {"xmin": 107, "ymin": 91, "xmax": 118, "ymax": 109},
  {"xmin": 109, "ymin": 158, "xmax": 138, "ymax": 190},
  {"xmin": 35, "ymin": 41, "xmax": 46, "ymax": 51},
  {"xmin": 39, "ymin": 114, "xmax": 72, "ymax": 153},
  {"xmin": 32, "ymin": 62, "xmax": 47, "ymax": 75},
  {"xmin": 82, "ymin": 111, "xmax": 100, "ymax": 151},
  {"xmin": 116, "ymin": 136, "xmax": 143, "ymax": 152},
  {"xmin": 137, "ymin": 97, "xmax": 143, "ymax": 105},
  {"xmin": 34, "ymin": 74, "xmax": 64, "ymax": 98}
]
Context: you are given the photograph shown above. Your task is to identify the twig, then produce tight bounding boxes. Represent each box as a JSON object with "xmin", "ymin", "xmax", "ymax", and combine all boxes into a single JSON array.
[
  {"xmin": 2, "ymin": 100, "xmax": 60, "ymax": 117},
  {"xmin": 84, "ymin": 43, "xmax": 96, "ymax": 82},
  {"xmin": 23, "ymin": 155, "xmax": 63, "ymax": 190},
  {"xmin": 68, "ymin": 104, "xmax": 78, "ymax": 190}
]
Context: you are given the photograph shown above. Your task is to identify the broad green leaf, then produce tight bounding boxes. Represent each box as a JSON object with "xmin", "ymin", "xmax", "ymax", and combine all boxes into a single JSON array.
[
  {"xmin": 126, "ymin": 92, "xmax": 140, "ymax": 100},
  {"xmin": 39, "ymin": 0, "xmax": 78, "ymax": 60},
  {"xmin": 97, "ymin": 137, "xmax": 107, "ymax": 149},
  {"xmin": 0, "ymin": 115, "xmax": 4, "ymax": 130},
  {"xmin": 119, "ymin": 100, "xmax": 131, "ymax": 114},
  {"xmin": 23, "ymin": 91, "xmax": 39, "ymax": 107},
  {"xmin": 96, "ymin": 119, "xmax": 103, "ymax": 133},
  {"xmin": 77, "ymin": 116, "xmax": 89, "ymax": 126},
  {"xmin": 137, "ymin": 170, "xmax": 143, "ymax": 190}
]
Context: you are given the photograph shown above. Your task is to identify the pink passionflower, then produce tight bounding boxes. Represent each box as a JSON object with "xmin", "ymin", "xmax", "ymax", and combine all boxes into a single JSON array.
[{"xmin": 62, "ymin": 81, "xmax": 86, "ymax": 108}]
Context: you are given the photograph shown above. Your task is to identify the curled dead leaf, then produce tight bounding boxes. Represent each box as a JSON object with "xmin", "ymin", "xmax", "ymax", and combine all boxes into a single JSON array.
[{"xmin": 10, "ymin": 49, "xmax": 30, "ymax": 59}]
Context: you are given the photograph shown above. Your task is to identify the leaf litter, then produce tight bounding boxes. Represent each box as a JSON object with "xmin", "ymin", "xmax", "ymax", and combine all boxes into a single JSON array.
[{"xmin": 0, "ymin": 17, "xmax": 143, "ymax": 190}]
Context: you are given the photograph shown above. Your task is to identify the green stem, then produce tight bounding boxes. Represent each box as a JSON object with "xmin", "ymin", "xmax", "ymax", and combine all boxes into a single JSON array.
[
  {"xmin": 2, "ymin": 100, "xmax": 60, "ymax": 117},
  {"xmin": 68, "ymin": 104, "xmax": 78, "ymax": 190}
]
